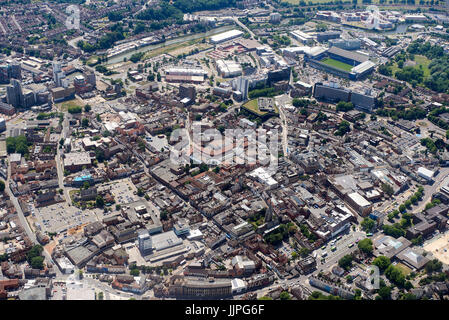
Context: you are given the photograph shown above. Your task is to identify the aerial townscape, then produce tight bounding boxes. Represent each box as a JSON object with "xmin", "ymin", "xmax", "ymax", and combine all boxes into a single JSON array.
[{"xmin": 2, "ymin": 0, "xmax": 449, "ymax": 303}]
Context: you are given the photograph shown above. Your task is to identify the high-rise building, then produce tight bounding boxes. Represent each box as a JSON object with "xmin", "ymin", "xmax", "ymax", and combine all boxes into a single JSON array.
[
  {"xmin": 85, "ymin": 71, "xmax": 96, "ymax": 88},
  {"xmin": 179, "ymin": 84, "xmax": 196, "ymax": 101},
  {"xmin": 232, "ymin": 76, "xmax": 249, "ymax": 100},
  {"xmin": 53, "ymin": 61, "xmax": 65, "ymax": 87},
  {"xmin": 0, "ymin": 62, "xmax": 22, "ymax": 84},
  {"xmin": 6, "ymin": 79, "xmax": 23, "ymax": 108},
  {"xmin": 22, "ymin": 89, "xmax": 36, "ymax": 109},
  {"xmin": 0, "ymin": 117, "xmax": 6, "ymax": 133},
  {"xmin": 138, "ymin": 232, "xmax": 152, "ymax": 255}
]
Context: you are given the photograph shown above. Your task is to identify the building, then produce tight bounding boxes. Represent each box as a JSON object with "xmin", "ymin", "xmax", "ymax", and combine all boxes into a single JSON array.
[
  {"xmin": 216, "ymin": 60, "xmax": 242, "ymax": 78},
  {"xmin": 169, "ymin": 275, "xmax": 232, "ymax": 298},
  {"xmin": 270, "ymin": 12, "xmax": 281, "ymax": 24},
  {"xmin": 313, "ymin": 83, "xmax": 350, "ymax": 103},
  {"xmin": 63, "ymin": 152, "xmax": 92, "ymax": 172},
  {"xmin": 417, "ymin": 167, "xmax": 435, "ymax": 182},
  {"xmin": 6, "ymin": 79, "xmax": 23, "ymax": 108},
  {"xmin": 232, "ymin": 77, "xmax": 250, "ymax": 100},
  {"xmin": 346, "ymin": 192, "xmax": 372, "ymax": 216},
  {"xmin": 396, "ymin": 247, "xmax": 429, "ymax": 270},
  {"xmin": 290, "ymin": 30, "xmax": 314, "ymax": 45},
  {"xmin": 329, "ymin": 38, "xmax": 361, "ymax": 51},
  {"xmin": 210, "ymin": 29, "xmax": 244, "ymax": 44},
  {"xmin": 0, "ymin": 117, "xmax": 5, "ymax": 133},
  {"xmin": 316, "ymin": 31, "xmax": 341, "ymax": 43},
  {"xmin": 0, "ymin": 102, "xmax": 15, "ymax": 115},
  {"xmin": 350, "ymin": 91, "xmax": 376, "ymax": 112},
  {"xmin": 179, "ymin": 84, "xmax": 196, "ymax": 101},
  {"xmin": 165, "ymin": 68, "xmax": 207, "ymax": 83},
  {"xmin": 52, "ymin": 61, "xmax": 65, "ymax": 87},
  {"xmin": 138, "ymin": 231, "xmax": 153, "ymax": 256}
]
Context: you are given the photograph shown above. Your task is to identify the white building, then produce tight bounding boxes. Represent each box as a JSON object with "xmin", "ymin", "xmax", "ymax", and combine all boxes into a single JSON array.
[
  {"xmin": 210, "ymin": 29, "xmax": 244, "ymax": 44},
  {"xmin": 216, "ymin": 60, "xmax": 243, "ymax": 78},
  {"xmin": 417, "ymin": 167, "xmax": 435, "ymax": 181}
]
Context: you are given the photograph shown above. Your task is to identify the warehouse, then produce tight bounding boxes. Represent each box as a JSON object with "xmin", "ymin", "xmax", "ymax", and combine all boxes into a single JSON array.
[
  {"xmin": 290, "ymin": 30, "xmax": 314, "ymax": 44},
  {"xmin": 215, "ymin": 59, "xmax": 243, "ymax": 78},
  {"xmin": 210, "ymin": 29, "xmax": 244, "ymax": 44},
  {"xmin": 165, "ymin": 68, "xmax": 207, "ymax": 83}
]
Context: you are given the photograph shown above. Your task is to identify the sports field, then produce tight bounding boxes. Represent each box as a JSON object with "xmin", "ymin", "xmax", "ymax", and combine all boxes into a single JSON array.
[{"xmin": 320, "ymin": 58, "xmax": 354, "ymax": 72}]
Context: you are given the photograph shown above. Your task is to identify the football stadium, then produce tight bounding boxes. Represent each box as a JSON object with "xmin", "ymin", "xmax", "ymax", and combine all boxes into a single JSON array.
[{"xmin": 306, "ymin": 46, "xmax": 376, "ymax": 80}]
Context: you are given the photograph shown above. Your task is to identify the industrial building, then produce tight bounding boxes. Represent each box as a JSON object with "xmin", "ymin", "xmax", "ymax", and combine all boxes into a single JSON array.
[
  {"xmin": 165, "ymin": 68, "xmax": 207, "ymax": 83},
  {"xmin": 216, "ymin": 60, "xmax": 243, "ymax": 78},
  {"xmin": 210, "ymin": 29, "xmax": 244, "ymax": 44},
  {"xmin": 290, "ymin": 30, "xmax": 314, "ymax": 45}
]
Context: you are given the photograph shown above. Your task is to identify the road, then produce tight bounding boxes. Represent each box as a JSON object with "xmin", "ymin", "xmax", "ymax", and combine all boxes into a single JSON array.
[
  {"xmin": 233, "ymin": 17, "xmax": 255, "ymax": 39},
  {"xmin": 314, "ymin": 231, "xmax": 364, "ymax": 271},
  {"xmin": 56, "ymin": 111, "xmax": 71, "ymax": 204},
  {"xmin": 5, "ymin": 163, "xmax": 63, "ymax": 277},
  {"xmin": 413, "ymin": 167, "xmax": 449, "ymax": 214},
  {"xmin": 275, "ymin": 95, "xmax": 291, "ymax": 157}
]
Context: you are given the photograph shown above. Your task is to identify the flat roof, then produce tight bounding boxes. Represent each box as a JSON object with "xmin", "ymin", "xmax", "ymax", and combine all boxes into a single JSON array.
[{"xmin": 210, "ymin": 29, "xmax": 243, "ymax": 43}]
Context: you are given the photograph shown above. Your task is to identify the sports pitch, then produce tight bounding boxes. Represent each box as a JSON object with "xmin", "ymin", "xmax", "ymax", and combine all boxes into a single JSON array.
[{"xmin": 320, "ymin": 58, "xmax": 354, "ymax": 72}]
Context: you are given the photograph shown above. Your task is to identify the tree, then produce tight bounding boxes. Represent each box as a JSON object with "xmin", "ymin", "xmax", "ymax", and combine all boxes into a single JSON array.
[
  {"xmin": 137, "ymin": 188, "xmax": 144, "ymax": 197},
  {"xmin": 130, "ymin": 268, "xmax": 140, "ymax": 276},
  {"xmin": 385, "ymin": 264, "xmax": 405, "ymax": 287},
  {"xmin": 381, "ymin": 183, "xmax": 394, "ymax": 197},
  {"xmin": 0, "ymin": 180, "xmax": 5, "ymax": 193},
  {"xmin": 280, "ymin": 291, "xmax": 291, "ymax": 300},
  {"xmin": 96, "ymin": 195, "xmax": 104, "ymax": 208},
  {"xmin": 95, "ymin": 148, "xmax": 105, "ymax": 162},
  {"xmin": 98, "ymin": 292, "xmax": 104, "ymax": 300},
  {"xmin": 373, "ymin": 256, "xmax": 391, "ymax": 272},
  {"xmin": 84, "ymin": 104, "xmax": 92, "ymax": 113},
  {"xmin": 338, "ymin": 254, "xmax": 353, "ymax": 271},
  {"xmin": 425, "ymin": 259, "xmax": 443, "ymax": 274},
  {"xmin": 335, "ymin": 120, "xmax": 351, "ymax": 136},
  {"xmin": 377, "ymin": 286, "xmax": 391, "ymax": 300},
  {"xmin": 82, "ymin": 118, "xmax": 89, "ymax": 128},
  {"xmin": 358, "ymin": 238, "xmax": 373, "ymax": 255},
  {"xmin": 31, "ymin": 256, "xmax": 44, "ymax": 269},
  {"xmin": 361, "ymin": 217, "xmax": 375, "ymax": 232}
]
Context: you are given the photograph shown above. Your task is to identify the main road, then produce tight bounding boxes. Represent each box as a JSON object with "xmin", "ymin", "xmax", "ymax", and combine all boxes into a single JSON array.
[{"xmin": 5, "ymin": 163, "xmax": 63, "ymax": 277}]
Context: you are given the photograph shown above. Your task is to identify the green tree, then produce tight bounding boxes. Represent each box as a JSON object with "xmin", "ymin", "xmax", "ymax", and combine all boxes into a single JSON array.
[
  {"xmin": 0, "ymin": 180, "xmax": 5, "ymax": 193},
  {"xmin": 361, "ymin": 217, "xmax": 375, "ymax": 232},
  {"xmin": 358, "ymin": 238, "xmax": 373, "ymax": 255},
  {"xmin": 280, "ymin": 291, "xmax": 291, "ymax": 300},
  {"xmin": 377, "ymin": 286, "xmax": 391, "ymax": 300},
  {"xmin": 96, "ymin": 196, "xmax": 105, "ymax": 208},
  {"xmin": 82, "ymin": 118, "xmax": 89, "ymax": 128},
  {"xmin": 338, "ymin": 254, "xmax": 353, "ymax": 271},
  {"xmin": 31, "ymin": 256, "xmax": 44, "ymax": 269},
  {"xmin": 84, "ymin": 104, "xmax": 92, "ymax": 112},
  {"xmin": 373, "ymin": 256, "xmax": 391, "ymax": 272}
]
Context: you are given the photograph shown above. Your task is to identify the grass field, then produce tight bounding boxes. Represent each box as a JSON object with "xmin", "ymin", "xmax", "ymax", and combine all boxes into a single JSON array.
[
  {"xmin": 56, "ymin": 99, "xmax": 84, "ymax": 112},
  {"xmin": 395, "ymin": 262, "xmax": 412, "ymax": 276},
  {"xmin": 242, "ymin": 99, "xmax": 268, "ymax": 116},
  {"xmin": 391, "ymin": 54, "xmax": 431, "ymax": 79},
  {"xmin": 321, "ymin": 58, "xmax": 354, "ymax": 72},
  {"xmin": 242, "ymin": 99, "xmax": 279, "ymax": 116}
]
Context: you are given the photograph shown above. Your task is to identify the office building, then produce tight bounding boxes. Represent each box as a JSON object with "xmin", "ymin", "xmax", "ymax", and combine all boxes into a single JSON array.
[
  {"xmin": 232, "ymin": 76, "xmax": 250, "ymax": 100},
  {"xmin": 6, "ymin": 79, "xmax": 23, "ymax": 108}
]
